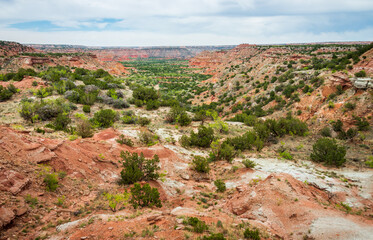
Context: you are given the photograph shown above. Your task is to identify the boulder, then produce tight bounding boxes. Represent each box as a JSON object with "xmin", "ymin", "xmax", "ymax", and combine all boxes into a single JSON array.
[
  {"xmin": 0, "ymin": 207, "xmax": 15, "ymax": 229},
  {"xmin": 170, "ymin": 207, "xmax": 199, "ymax": 217},
  {"xmin": 0, "ymin": 169, "xmax": 30, "ymax": 195}
]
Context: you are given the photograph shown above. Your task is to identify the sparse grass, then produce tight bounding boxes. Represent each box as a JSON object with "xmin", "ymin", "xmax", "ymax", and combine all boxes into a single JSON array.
[
  {"xmin": 337, "ymin": 202, "xmax": 352, "ymax": 213},
  {"xmin": 25, "ymin": 194, "xmax": 38, "ymax": 208}
]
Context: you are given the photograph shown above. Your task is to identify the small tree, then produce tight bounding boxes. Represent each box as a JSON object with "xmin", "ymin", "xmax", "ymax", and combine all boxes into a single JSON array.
[
  {"xmin": 83, "ymin": 105, "xmax": 91, "ymax": 113},
  {"xmin": 177, "ymin": 112, "xmax": 192, "ymax": 126},
  {"xmin": 76, "ymin": 119, "xmax": 94, "ymax": 138},
  {"xmin": 130, "ymin": 183, "xmax": 162, "ymax": 209},
  {"xmin": 332, "ymin": 120, "xmax": 343, "ymax": 132},
  {"xmin": 166, "ymin": 105, "xmax": 191, "ymax": 126},
  {"xmin": 207, "ymin": 110, "xmax": 228, "ymax": 134},
  {"xmin": 320, "ymin": 127, "xmax": 332, "ymax": 137},
  {"xmin": 242, "ymin": 159, "xmax": 256, "ymax": 168},
  {"xmin": 53, "ymin": 113, "xmax": 71, "ymax": 131},
  {"xmin": 120, "ymin": 151, "xmax": 160, "ymax": 185},
  {"xmin": 92, "ymin": 109, "xmax": 117, "ymax": 128},
  {"xmin": 354, "ymin": 116, "xmax": 370, "ymax": 131},
  {"xmin": 194, "ymin": 110, "xmax": 208, "ymax": 125},
  {"xmin": 20, "ymin": 101, "xmax": 37, "ymax": 123},
  {"xmin": 210, "ymin": 140, "xmax": 235, "ymax": 162},
  {"xmin": 184, "ymin": 217, "xmax": 208, "ymax": 233},
  {"xmin": 34, "ymin": 87, "xmax": 51, "ymax": 102},
  {"xmin": 44, "ymin": 173, "xmax": 59, "ymax": 192},
  {"xmin": 214, "ymin": 179, "xmax": 226, "ymax": 193},
  {"xmin": 310, "ymin": 138, "xmax": 346, "ymax": 167},
  {"xmin": 190, "ymin": 126, "xmax": 215, "ymax": 148},
  {"xmin": 192, "ymin": 156, "xmax": 210, "ymax": 173},
  {"xmin": 244, "ymin": 228, "xmax": 260, "ymax": 240},
  {"xmin": 354, "ymin": 70, "xmax": 367, "ymax": 77}
]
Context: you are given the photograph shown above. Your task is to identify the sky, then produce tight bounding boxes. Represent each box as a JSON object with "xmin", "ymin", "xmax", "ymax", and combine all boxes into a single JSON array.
[{"xmin": 0, "ymin": 0, "xmax": 372, "ymax": 46}]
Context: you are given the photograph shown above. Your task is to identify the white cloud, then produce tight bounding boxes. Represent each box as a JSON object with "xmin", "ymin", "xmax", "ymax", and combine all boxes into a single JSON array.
[
  {"xmin": 0, "ymin": 0, "xmax": 372, "ymax": 45},
  {"xmin": 1, "ymin": 25, "xmax": 372, "ymax": 46},
  {"xmin": 2, "ymin": 0, "xmax": 373, "ymax": 22}
]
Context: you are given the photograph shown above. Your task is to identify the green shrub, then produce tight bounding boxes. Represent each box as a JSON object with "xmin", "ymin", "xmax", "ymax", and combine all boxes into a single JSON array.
[
  {"xmin": 103, "ymin": 192, "xmax": 129, "ymax": 212},
  {"xmin": 177, "ymin": 112, "xmax": 192, "ymax": 126},
  {"xmin": 25, "ymin": 194, "xmax": 38, "ymax": 208},
  {"xmin": 20, "ymin": 101, "xmax": 37, "ymax": 122},
  {"xmin": 320, "ymin": 127, "xmax": 332, "ymax": 137},
  {"xmin": 34, "ymin": 87, "xmax": 52, "ymax": 101},
  {"xmin": 243, "ymin": 228, "xmax": 260, "ymax": 240},
  {"xmin": 139, "ymin": 131, "xmax": 158, "ymax": 146},
  {"xmin": 328, "ymin": 101, "xmax": 335, "ymax": 109},
  {"xmin": 122, "ymin": 115, "xmax": 137, "ymax": 124},
  {"xmin": 226, "ymin": 131, "xmax": 257, "ymax": 151},
  {"xmin": 53, "ymin": 113, "xmax": 71, "ymax": 131},
  {"xmin": 210, "ymin": 141, "xmax": 235, "ymax": 162},
  {"xmin": 192, "ymin": 156, "xmax": 210, "ymax": 173},
  {"xmin": 76, "ymin": 119, "xmax": 94, "ymax": 138},
  {"xmin": 134, "ymin": 99, "xmax": 144, "ymax": 107},
  {"xmin": 130, "ymin": 183, "xmax": 162, "ymax": 209},
  {"xmin": 344, "ymin": 102, "xmax": 356, "ymax": 111},
  {"xmin": 332, "ymin": 120, "xmax": 343, "ymax": 132},
  {"xmin": 218, "ymin": 142, "xmax": 235, "ymax": 162},
  {"xmin": 254, "ymin": 122, "xmax": 270, "ymax": 141},
  {"xmin": 184, "ymin": 217, "xmax": 208, "ymax": 233},
  {"xmin": 180, "ymin": 135, "xmax": 191, "ymax": 148},
  {"xmin": 55, "ymin": 195, "xmax": 66, "ymax": 207},
  {"xmin": 193, "ymin": 110, "xmax": 209, "ymax": 124},
  {"xmin": 116, "ymin": 134, "xmax": 134, "ymax": 147},
  {"xmin": 242, "ymin": 159, "xmax": 256, "ymax": 168},
  {"xmin": 0, "ymin": 84, "xmax": 18, "ymax": 102},
  {"xmin": 32, "ymin": 81, "xmax": 38, "ymax": 86},
  {"xmin": 112, "ymin": 99, "xmax": 130, "ymax": 109},
  {"xmin": 145, "ymin": 100, "xmax": 160, "ymax": 110},
  {"xmin": 365, "ymin": 157, "xmax": 373, "ymax": 168},
  {"xmin": 337, "ymin": 130, "xmax": 347, "ymax": 140},
  {"xmin": 214, "ymin": 179, "xmax": 226, "ymax": 193},
  {"xmin": 230, "ymin": 113, "xmax": 257, "ymax": 126},
  {"xmin": 310, "ymin": 138, "xmax": 346, "ymax": 167},
  {"xmin": 92, "ymin": 109, "xmax": 117, "ymax": 128},
  {"xmin": 20, "ymin": 98, "xmax": 70, "ymax": 122},
  {"xmin": 0, "ymin": 87, "xmax": 14, "ymax": 101},
  {"xmin": 138, "ymin": 117, "xmax": 151, "ymax": 126},
  {"xmin": 188, "ymin": 126, "xmax": 214, "ymax": 148},
  {"xmin": 119, "ymin": 151, "xmax": 160, "ymax": 185},
  {"xmin": 35, "ymin": 127, "xmax": 45, "ymax": 134},
  {"xmin": 83, "ymin": 105, "xmax": 91, "ymax": 113},
  {"xmin": 122, "ymin": 111, "xmax": 137, "ymax": 124},
  {"xmin": 132, "ymin": 86, "xmax": 159, "ymax": 102},
  {"xmin": 166, "ymin": 106, "xmax": 191, "ymax": 126},
  {"xmin": 280, "ymin": 150, "xmax": 293, "ymax": 160},
  {"xmin": 37, "ymin": 104, "xmax": 63, "ymax": 121},
  {"xmin": 354, "ymin": 116, "xmax": 370, "ymax": 131},
  {"xmin": 354, "ymin": 70, "xmax": 367, "ymax": 77},
  {"xmin": 275, "ymin": 116, "xmax": 308, "ymax": 137},
  {"xmin": 7, "ymin": 84, "xmax": 18, "ymax": 94},
  {"xmin": 44, "ymin": 173, "xmax": 59, "ymax": 192},
  {"xmin": 202, "ymin": 233, "xmax": 226, "ymax": 240},
  {"xmin": 346, "ymin": 128, "xmax": 358, "ymax": 139}
]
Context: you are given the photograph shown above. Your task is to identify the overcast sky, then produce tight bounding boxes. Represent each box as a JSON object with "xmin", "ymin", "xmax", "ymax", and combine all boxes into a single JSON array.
[{"xmin": 0, "ymin": 0, "xmax": 372, "ymax": 46}]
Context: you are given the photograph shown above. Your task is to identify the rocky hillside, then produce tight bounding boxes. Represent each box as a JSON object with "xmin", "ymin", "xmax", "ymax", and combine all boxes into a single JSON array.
[
  {"xmin": 0, "ymin": 42, "xmax": 127, "ymax": 76},
  {"xmin": 28, "ymin": 44, "xmax": 236, "ymax": 61},
  {"xmin": 0, "ymin": 41, "xmax": 372, "ymax": 240},
  {"xmin": 0, "ymin": 41, "xmax": 35, "ymax": 57},
  {"xmin": 189, "ymin": 43, "xmax": 373, "ymax": 129},
  {"xmin": 1, "ymin": 125, "xmax": 372, "ymax": 240}
]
